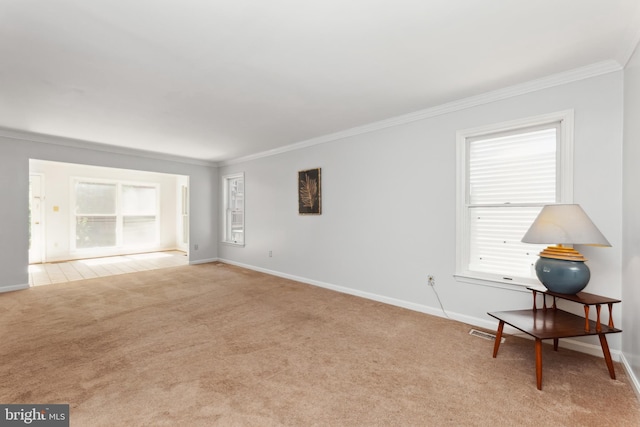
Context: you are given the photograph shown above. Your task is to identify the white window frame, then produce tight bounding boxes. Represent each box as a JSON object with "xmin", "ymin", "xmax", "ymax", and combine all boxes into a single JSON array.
[
  {"xmin": 455, "ymin": 110, "xmax": 574, "ymax": 289},
  {"xmin": 222, "ymin": 172, "xmax": 245, "ymax": 246},
  {"xmin": 71, "ymin": 178, "xmax": 161, "ymax": 252}
]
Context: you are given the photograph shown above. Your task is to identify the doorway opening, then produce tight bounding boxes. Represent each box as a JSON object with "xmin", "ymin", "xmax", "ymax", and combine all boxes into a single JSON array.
[{"xmin": 28, "ymin": 160, "xmax": 189, "ymax": 281}]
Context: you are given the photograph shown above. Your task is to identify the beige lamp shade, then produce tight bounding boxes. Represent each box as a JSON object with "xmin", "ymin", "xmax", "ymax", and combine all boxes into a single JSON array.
[
  {"xmin": 522, "ymin": 204, "xmax": 611, "ymax": 246},
  {"xmin": 522, "ymin": 204, "xmax": 610, "ymax": 262}
]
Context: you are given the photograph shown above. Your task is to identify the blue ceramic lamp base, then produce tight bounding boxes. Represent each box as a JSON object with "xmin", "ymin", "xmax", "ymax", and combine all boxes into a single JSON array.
[{"xmin": 534, "ymin": 257, "xmax": 591, "ymax": 295}]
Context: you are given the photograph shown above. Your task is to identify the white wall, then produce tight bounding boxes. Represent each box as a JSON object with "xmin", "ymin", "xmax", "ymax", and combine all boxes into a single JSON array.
[
  {"xmin": 219, "ymin": 71, "xmax": 624, "ymax": 354},
  {"xmin": 623, "ymin": 42, "xmax": 640, "ymax": 390},
  {"xmin": 0, "ymin": 134, "xmax": 218, "ymax": 292},
  {"xmin": 29, "ymin": 160, "xmax": 184, "ymax": 262}
]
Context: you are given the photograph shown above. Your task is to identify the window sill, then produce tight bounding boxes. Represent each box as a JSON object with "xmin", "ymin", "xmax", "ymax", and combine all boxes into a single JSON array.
[
  {"xmin": 453, "ymin": 273, "xmax": 537, "ymax": 293},
  {"xmin": 221, "ymin": 241, "xmax": 245, "ymax": 247}
]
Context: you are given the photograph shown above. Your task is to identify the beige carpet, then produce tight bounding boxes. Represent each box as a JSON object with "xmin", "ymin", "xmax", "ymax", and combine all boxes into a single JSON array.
[{"xmin": 1, "ymin": 263, "xmax": 638, "ymax": 426}]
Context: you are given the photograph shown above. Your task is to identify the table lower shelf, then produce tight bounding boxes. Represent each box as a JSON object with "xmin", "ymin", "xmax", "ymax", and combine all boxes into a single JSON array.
[
  {"xmin": 488, "ymin": 309, "xmax": 622, "ymax": 390},
  {"xmin": 488, "ymin": 309, "xmax": 621, "ymax": 339}
]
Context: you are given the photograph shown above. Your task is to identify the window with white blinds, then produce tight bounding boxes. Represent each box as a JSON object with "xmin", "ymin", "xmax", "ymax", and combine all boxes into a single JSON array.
[
  {"xmin": 222, "ymin": 173, "xmax": 245, "ymax": 246},
  {"xmin": 74, "ymin": 180, "xmax": 159, "ymax": 250},
  {"xmin": 456, "ymin": 111, "xmax": 573, "ymax": 286}
]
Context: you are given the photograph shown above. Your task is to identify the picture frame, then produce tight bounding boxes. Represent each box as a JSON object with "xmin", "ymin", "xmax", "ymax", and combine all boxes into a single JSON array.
[{"xmin": 298, "ymin": 168, "xmax": 321, "ymax": 215}]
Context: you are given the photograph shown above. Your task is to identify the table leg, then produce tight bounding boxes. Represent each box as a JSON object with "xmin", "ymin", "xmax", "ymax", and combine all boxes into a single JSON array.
[
  {"xmin": 584, "ymin": 305, "xmax": 590, "ymax": 332},
  {"xmin": 535, "ymin": 338, "xmax": 543, "ymax": 390},
  {"xmin": 598, "ymin": 334, "xmax": 616, "ymax": 379},
  {"xmin": 607, "ymin": 303, "xmax": 614, "ymax": 328},
  {"xmin": 493, "ymin": 321, "xmax": 504, "ymax": 358},
  {"xmin": 553, "ymin": 338, "xmax": 559, "ymax": 351}
]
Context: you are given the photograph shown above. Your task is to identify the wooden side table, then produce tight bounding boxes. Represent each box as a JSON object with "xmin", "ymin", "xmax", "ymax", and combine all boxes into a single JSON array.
[{"xmin": 488, "ymin": 287, "xmax": 622, "ymax": 390}]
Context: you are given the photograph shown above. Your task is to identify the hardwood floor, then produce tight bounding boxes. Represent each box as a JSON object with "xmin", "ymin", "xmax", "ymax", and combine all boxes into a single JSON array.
[{"xmin": 28, "ymin": 250, "xmax": 188, "ymax": 286}]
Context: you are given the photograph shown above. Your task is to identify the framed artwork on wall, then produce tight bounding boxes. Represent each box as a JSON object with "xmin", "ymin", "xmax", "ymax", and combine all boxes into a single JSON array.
[{"xmin": 298, "ymin": 168, "xmax": 321, "ymax": 215}]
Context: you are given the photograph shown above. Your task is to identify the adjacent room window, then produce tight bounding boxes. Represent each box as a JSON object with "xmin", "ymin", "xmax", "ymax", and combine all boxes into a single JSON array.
[
  {"xmin": 222, "ymin": 173, "xmax": 244, "ymax": 246},
  {"xmin": 121, "ymin": 184, "xmax": 158, "ymax": 247},
  {"xmin": 74, "ymin": 180, "xmax": 159, "ymax": 250},
  {"xmin": 75, "ymin": 182, "xmax": 118, "ymax": 248},
  {"xmin": 455, "ymin": 111, "xmax": 574, "ymax": 287}
]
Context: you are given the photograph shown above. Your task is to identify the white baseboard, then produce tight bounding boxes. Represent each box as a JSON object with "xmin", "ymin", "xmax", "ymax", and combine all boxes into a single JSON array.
[
  {"xmin": 218, "ymin": 259, "xmax": 632, "ymax": 364},
  {"xmin": 0, "ymin": 283, "xmax": 30, "ymax": 293},
  {"xmin": 218, "ymin": 258, "xmax": 449, "ymax": 316},
  {"xmin": 189, "ymin": 257, "xmax": 219, "ymax": 265},
  {"xmin": 620, "ymin": 353, "xmax": 640, "ymax": 401}
]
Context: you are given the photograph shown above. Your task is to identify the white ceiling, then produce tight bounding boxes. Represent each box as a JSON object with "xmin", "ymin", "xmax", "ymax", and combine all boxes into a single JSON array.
[{"xmin": 1, "ymin": 0, "xmax": 639, "ymax": 163}]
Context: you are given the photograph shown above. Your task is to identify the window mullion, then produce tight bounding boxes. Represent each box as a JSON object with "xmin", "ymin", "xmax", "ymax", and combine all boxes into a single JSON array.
[{"xmin": 467, "ymin": 202, "xmax": 548, "ymax": 208}]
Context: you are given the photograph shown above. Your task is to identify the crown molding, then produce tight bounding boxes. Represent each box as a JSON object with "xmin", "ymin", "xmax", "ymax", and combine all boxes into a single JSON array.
[
  {"xmin": 221, "ymin": 60, "xmax": 622, "ymax": 166},
  {"xmin": 0, "ymin": 127, "xmax": 219, "ymax": 168}
]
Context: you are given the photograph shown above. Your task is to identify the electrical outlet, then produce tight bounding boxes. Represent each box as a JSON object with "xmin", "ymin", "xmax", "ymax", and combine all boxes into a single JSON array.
[
  {"xmin": 428, "ymin": 275, "xmax": 435, "ymax": 286},
  {"xmin": 194, "ymin": 243, "xmax": 199, "ymax": 250},
  {"xmin": 269, "ymin": 250, "xmax": 273, "ymax": 257}
]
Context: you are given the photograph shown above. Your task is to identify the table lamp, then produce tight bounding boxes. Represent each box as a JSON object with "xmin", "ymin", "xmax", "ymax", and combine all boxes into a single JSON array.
[{"xmin": 521, "ymin": 204, "xmax": 610, "ymax": 294}]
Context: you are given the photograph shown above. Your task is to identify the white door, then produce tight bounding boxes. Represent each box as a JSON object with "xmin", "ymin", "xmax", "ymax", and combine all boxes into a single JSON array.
[
  {"xmin": 180, "ymin": 184, "xmax": 189, "ymax": 249},
  {"xmin": 29, "ymin": 174, "xmax": 44, "ymax": 264}
]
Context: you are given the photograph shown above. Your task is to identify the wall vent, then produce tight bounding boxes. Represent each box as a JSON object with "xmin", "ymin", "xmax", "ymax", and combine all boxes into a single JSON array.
[{"xmin": 469, "ymin": 328, "xmax": 505, "ymax": 343}]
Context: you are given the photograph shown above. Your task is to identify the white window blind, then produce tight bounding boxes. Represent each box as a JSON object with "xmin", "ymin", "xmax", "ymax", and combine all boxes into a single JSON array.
[
  {"xmin": 468, "ymin": 128, "xmax": 557, "ymax": 205},
  {"xmin": 456, "ymin": 112, "xmax": 573, "ymax": 286}
]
